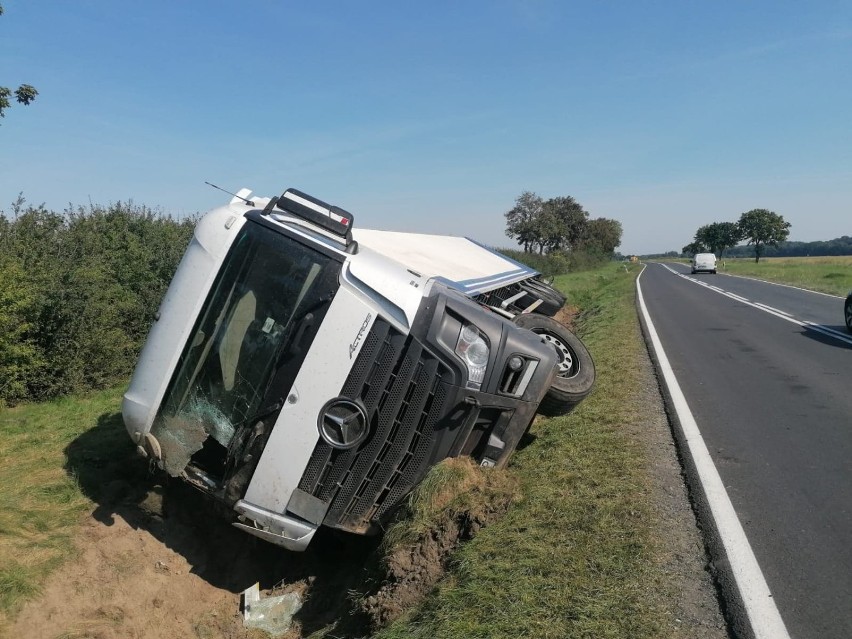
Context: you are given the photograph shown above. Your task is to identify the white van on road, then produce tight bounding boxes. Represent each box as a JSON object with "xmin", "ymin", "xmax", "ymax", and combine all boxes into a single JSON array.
[{"xmin": 691, "ymin": 253, "xmax": 717, "ymax": 274}]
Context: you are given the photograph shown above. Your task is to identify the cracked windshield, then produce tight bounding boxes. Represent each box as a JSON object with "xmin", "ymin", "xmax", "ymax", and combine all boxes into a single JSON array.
[{"xmin": 152, "ymin": 221, "xmax": 340, "ymax": 476}]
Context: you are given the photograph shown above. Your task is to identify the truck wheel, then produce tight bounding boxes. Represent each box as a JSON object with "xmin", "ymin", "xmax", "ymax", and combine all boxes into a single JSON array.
[
  {"xmin": 514, "ymin": 281, "xmax": 562, "ymax": 317},
  {"xmin": 513, "ymin": 313, "xmax": 595, "ymax": 416},
  {"xmin": 526, "ymin": 279, "xmax": 567, "ymax": 307}
]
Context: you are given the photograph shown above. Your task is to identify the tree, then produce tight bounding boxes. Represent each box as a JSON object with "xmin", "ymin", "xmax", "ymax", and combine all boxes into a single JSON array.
[
  {"xmin": 505, "ymin": 191, "xmax": 544, "ymax": 253},
  {"xmin": 682, "ymin": 241, "xmax": 706, "ymax": 257},
  {"xmin": 713, "ymin": 221, "xmax": 743, "ymax": 258},
  {"xmin": 541, "ymin": 196, "xmax": 588, "ymax": 253},
  {"xmin": 580, "ymin": 217, "xmax": 622, "ymax": 255},
  {"xmin": 504, "ymin": 191, "xmax": 621, "ymax": 257},
  {"xmin": 737, "ymin": 208, "xmax": 791, "ymax": 263},
  {"xmin": 695, "ymin": 222, "xmax": 743, "ymax": 258},
  {"xmin": 0, "ymin": 3, "xmax": 38, "ymax": 122}
]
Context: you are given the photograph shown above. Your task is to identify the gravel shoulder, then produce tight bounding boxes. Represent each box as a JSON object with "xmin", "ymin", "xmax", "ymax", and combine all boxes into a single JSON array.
[{"xmin": 632, "ymin": 338, "xmax": 729, "ymax": 637}]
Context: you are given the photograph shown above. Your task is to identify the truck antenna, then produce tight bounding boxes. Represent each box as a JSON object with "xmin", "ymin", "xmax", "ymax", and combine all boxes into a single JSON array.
[{"xmin": 204, "ymin": 181, "xmax": 255, "ymax": 206}]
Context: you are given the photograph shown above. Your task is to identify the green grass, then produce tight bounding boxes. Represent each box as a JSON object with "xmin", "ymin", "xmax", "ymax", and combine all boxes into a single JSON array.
[
  {"xmin": 376, "ymin": 263, "xmax": 678, "ymax": 639},
  {"xmin": 719, "ymin": 255, "xmax": 852, "ymax": 296},
  {"xmin": 0, "ymin": 387, "xmax": 129, "ymax": 618}
]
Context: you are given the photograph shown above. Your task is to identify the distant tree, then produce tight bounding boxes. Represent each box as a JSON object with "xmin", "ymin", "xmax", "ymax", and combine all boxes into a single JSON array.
[
  {"xmin": 505, "ymin": 191, "xmax": 544, "ymax": 253},
  {"xmin": 505, "ymin": 191, "xmax": 590, "ymax": 254},
  {"xmin": 737, "ymin": 208, "xmax": 791, "ymax": 263},
  {"xmin": 681, "ymin": 241, "xmax": 707, "ymax": 257},
  {"xmin": 580, "ymin": 217, "xmax": 622, "ymax": 255},
  {"xmin": 695, "ymin": 222, "xmax": 743, "ymax": 258},
  {"xmin": 504, "ymin": 191, "xmax": 622, "ymax": 257},
  {"xmin": 541, "ymin": 196, "xmax": 589, "ymax": 252},
  {"xmin": 714, "ymin": 221, "xmax": 743, "ymax": 257},
  {"xmin": 0, "ymin": 3, "xmax": 38, "ymax": 123}
]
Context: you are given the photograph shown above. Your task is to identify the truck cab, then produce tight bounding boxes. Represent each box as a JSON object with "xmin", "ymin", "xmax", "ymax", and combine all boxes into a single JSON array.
[{"xmin": 122, "ymin": 188, "xmax": 582, "ymax": 550}]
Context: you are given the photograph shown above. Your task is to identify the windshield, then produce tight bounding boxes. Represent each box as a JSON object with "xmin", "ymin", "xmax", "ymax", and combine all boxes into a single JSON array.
[{"xmin": 152, "ymin": 220, "xmax": 341, "ymax": 476}]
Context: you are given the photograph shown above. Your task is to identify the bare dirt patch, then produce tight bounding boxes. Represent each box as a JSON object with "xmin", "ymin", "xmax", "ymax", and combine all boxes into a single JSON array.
[
  {"xmin": 3, "ymin": 413, "xmax": 494, "ymax": 639},
  {"xmin": 5, "ymin": 473, "xmax": 390, "ymax": 639},
  {"xmin": 552, "ymin": 304, "xmax": 580, "ymax": 330}
]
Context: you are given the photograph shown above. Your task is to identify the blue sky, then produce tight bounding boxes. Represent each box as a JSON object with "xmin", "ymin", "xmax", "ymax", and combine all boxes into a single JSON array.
[{"xmin": 1, "ymin": 1, "xmax": 850, "ymax": 255}]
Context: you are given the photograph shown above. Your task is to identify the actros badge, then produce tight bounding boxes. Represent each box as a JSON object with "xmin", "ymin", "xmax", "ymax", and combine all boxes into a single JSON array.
[{"xmin": 349, "ymin": 313, "xmax": 372, "ymax": 359}]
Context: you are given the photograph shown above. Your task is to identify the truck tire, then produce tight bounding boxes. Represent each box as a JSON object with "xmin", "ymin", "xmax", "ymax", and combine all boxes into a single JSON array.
[
  {"xmin": 517, "ymin": 279, "xmax": 566, "ymax": 317},
  {"xmin": 526, "ymin": 278, "xmax": 567, "ymax": 306},
  {"xmin": 513, "ymin": 313, "xmax": 595, "ymax": 416}
]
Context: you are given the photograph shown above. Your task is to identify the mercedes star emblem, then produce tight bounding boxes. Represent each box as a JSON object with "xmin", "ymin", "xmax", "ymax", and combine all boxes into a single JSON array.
[{"xmin": 318, "ymin": 398, "xmax": 368, "ymax": 449}]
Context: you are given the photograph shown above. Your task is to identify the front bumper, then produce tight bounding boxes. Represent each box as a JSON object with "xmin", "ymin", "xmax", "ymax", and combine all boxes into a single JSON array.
[{"xmin": 232, "ymin": 500, "xmax": 317, "ymax": 551}]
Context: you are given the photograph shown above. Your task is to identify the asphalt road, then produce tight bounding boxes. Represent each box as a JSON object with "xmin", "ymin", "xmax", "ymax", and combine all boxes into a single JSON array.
[{"xmin": 640, "ymin": 262, "xmax": 852, "ymax": 639}]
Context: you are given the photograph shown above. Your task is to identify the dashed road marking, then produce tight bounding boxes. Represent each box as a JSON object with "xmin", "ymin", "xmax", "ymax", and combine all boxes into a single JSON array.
[
  {"xmin": 754, "ymin": 302, "xmax": 792, "ymax": 317},
  {"xmin": 660, "ymin": 264, "xmax": 852, "ymax": 347}
]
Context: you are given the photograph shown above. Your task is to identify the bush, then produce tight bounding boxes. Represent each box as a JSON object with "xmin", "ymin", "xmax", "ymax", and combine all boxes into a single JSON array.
[
  {"xmin": 0, "ymin": 256, "xmax": 41, "ymax": 405},
  {"xmin": 498, "ymin": 247, "xmax": 613, "ymax": 277},
  {"xmin": 0, "ymin": 197, "xmax": 196, "ymax": 404}
]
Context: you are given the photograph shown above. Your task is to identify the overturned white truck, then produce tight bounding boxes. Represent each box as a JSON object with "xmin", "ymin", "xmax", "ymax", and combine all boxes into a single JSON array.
[{"xmin": 122, "ymin": 188, "xmax": 595, "ymax": 550}]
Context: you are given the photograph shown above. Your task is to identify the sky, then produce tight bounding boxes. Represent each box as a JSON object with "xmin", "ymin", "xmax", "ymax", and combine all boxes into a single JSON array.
[{"xmin": 1, "ymin": 1, "xmax": 850, "ymax": 255}]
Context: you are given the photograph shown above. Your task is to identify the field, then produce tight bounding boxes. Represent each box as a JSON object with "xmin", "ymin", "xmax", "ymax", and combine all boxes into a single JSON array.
[
  {"xmin": 0, "ymin": 263, "xmax": 726, "ymax": 638},
  {"xmin": 718, "ymin": 256, "xmax": 852, "ymax": 296}
]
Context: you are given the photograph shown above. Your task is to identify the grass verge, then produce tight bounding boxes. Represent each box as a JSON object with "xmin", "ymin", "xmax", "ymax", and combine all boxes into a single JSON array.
[
  {"xmin": 375, "ymin": 262, "xmax": 680, "ymax": 639},
  {"xmin": 719, "ymin": 256, "xmax": 852, "ymax": 296},
  {"xmin": 0, "ymin": 387, "xmax": 126, "ymax": 617}
]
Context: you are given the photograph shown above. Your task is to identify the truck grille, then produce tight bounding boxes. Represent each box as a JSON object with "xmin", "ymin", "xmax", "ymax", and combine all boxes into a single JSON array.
[{"xmin": 297, "ymin": 317, "xmax": 452, "ymax": 532}]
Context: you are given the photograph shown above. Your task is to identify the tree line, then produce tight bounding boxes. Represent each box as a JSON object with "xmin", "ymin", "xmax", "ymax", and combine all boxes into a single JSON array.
[
  {"xmin": 0, "ymin": 197, "xmax": 195, "ymax": 405},
  {"xmin": 682, "ymin": 208, "xmax": 791, "ymax": 263},
  {"xmin": 723, "ymin": 236, "xmax": 852, "ymax": 259},
  {"xmin": 504, "ymin": 191, "xmax": 622, "ymax": 259}
]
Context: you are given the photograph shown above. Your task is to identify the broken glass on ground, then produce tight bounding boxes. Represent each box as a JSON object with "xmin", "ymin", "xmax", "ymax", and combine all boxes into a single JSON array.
[{"xmin": 242, "ymin": 583, "xmax": 303, "ymax": 636}]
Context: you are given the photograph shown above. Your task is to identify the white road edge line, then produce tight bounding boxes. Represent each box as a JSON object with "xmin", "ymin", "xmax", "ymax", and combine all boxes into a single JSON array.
[{"xmin": 636, "ymin": 265, "xmax": 792, "ymax": 639}]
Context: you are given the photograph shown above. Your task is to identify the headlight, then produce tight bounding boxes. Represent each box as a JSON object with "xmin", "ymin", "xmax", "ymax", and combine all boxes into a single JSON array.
[{"xmin": 455, "ymin": 323, "xmax": 490, "ymax": 389}]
